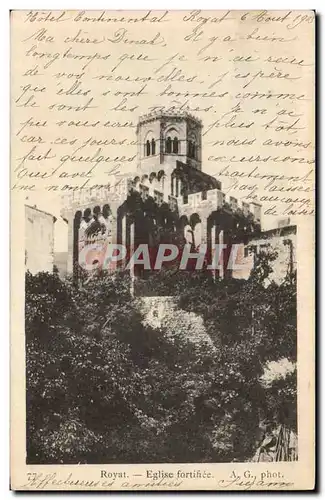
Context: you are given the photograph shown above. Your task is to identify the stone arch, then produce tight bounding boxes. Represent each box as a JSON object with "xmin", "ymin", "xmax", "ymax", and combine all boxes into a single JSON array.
[
  {"xmin": 190, "ymin": 213, "xmax": 202, "ymax": 247},
  {"xmin": 171, "ymin": 169, "xmax": 182, "ymax": 197},
  {"xmin": 165, "ymin": 136, "xmax": 172, "ymax": 154},
  {"xmin": 133, "ymin": 176, "xmax": 140, "ymax": 190},
  {"xmin": 83, "ymin": 207, "xmax": 92, "ymax": 222},
  {"xmin": 173, "ymin": 136, "xmax": 179, "ymax": 154},
  {"xmin": 144, "ymin": 210, "xmax": 159, "ymax": 249},
  {"xmin": 188, "ymin": 140, "xmax": 196, "ymax": 159},
  {"xmin": 144, "ymin": 129, "xmax": 155, "ymax": 157},
  {"xmin": 164, "ymin": 125, "xmax": 181, "ymax": 138},
  {"xmin": 74, "ymin": 210, "xmax": 82, "ymax": 223},
  {"xmin": 164, "ymin": 125, "xmax": 181, "ymax": 155},
  {"xmin": 157, "ymin": 170, "xmax": 165, "ymax": 181},
  {"xmin": 141, "ymin": 174, "xmax": 150, "ymax": 186},
  {"xmin": 178, "ymin": 215, "xmax": 189, "ymax": 233},
  {"xmin": 156, "ymin": 170, "xmax": 166, "ymax": 192},
  {"xmin": 187, "ymin": 130, "xmax": 199, "ymax": 159},
  {"xmin": 149, "ymin": 172, "xmax": 157, "ymax": 183},
  {"xmin": 207, "ymin": 210, "xmax": 233, "ymax": 276},
  {"xmin": 184, "ymin": 224, "xmax": 194, "ymax": 245},
  {"xmin": 149, "ymin": 172, "xmax": 159, "ymax": 192},
  {"xmin": 93, "ymin": 205, "xmax": 101, "ymax": 218},
  {"xmin": 189, "ymin": 213, "xmax": 201, "ymax": 229},
  {"xmin": 151, "ymin": 138, "xmax": 156, "ymax": 155},
  {"xmin": 144, "ymin": 129, "xmax": 155, "ymax": 141},
  {"xmin": 102, "ymin": 204, "xmax": 111, "ymax": 219},
  {"xmin": 177, "ymin": 215, "xmax": 191, "ymax": 244},
  {"xmin": 179, "ymin": 214, "xmax": 189, "ymax": 226}
]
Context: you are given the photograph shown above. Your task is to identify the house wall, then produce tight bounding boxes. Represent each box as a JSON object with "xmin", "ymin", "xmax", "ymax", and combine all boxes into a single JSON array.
[{"xmin": 25, "ymin": 205, "xmax": 55, "ymax": 275}]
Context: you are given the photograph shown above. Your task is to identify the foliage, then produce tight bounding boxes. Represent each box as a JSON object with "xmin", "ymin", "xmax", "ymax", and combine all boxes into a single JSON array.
[
  {"xmin": 26, "ymin": 249, "xmax": 297, "ymax": 464},
  {"xmin": 25, "ymin": 270, "xmax": 72, "ymax": 337}
]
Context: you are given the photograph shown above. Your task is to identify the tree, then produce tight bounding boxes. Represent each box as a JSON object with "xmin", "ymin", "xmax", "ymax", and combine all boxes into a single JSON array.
[{"xmin": 25, "ymin": 246, "xmax": 297, "ymax": 464}]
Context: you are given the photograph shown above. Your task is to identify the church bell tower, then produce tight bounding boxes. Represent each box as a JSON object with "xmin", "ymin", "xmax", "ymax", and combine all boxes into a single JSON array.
[{"xmin": 136, "ymin": 111, "xmax": 203, "ymax": 176}]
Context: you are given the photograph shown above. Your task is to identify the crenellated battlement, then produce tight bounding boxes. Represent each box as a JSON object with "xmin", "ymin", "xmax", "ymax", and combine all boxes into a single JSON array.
[
  {"xmin": 177, "ymin": 188, "xmax": 261, "ymax": 225},
  {"xmin": 61, "ymin": 111, "xmax": 265, "ymax": 277},
  {"xmin": 61, "ymin": 176, "xmax": 133, "ymax": 214},
  {"xmin": 62, "ymin": 180, "xmax": 262, "ymax": 227},
  {"xmin": 137, "ymin": 110, "xmax": 203, "ymax": 133}
]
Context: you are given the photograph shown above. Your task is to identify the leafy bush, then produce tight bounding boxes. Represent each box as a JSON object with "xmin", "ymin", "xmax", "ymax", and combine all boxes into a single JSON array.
[{"xmin": 26, "ymin": 252, "xmax": 297, "ymax": 464}]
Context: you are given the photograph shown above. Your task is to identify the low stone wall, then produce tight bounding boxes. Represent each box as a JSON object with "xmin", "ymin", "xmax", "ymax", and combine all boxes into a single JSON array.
[{"xmin": 137, "ymin": 296, "xmax": 216, "ymax": 353}]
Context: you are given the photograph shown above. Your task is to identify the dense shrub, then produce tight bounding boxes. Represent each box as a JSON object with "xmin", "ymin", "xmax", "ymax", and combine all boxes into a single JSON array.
[{"xmin": 26, "ymin": 253, "xmax": 297, "ymax": 464}]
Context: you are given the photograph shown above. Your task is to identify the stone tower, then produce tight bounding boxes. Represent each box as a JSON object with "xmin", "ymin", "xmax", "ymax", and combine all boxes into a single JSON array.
[
  {"xmin": 136, "ymin": 111, "xmax": 203, "ymax": 177},
  {"xmin": 61, "ymin": 111, "xmax": 263, "ymax": 281}
]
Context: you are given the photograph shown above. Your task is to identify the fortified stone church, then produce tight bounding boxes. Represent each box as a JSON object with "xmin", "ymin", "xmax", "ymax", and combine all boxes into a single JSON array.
[{"xmin": 60, "ymin": 111, "xmax": 294, "ymax": 283}]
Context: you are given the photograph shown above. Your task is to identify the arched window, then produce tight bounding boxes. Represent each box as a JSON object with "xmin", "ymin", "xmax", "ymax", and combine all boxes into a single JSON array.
[
  {"xmin": 166, "ymin": 136, "xmax": 172, "ymax": 154},
  {"xmin": 151, "ymin": 138, "xmax": 156, "ymax": 155},
  {"xmin": 146, "ymin": 140, "xmax": 151, "ymax": 156},
  {"xmin": 173, "ymin": 137, "xmax": 179, "ymax": 154},
  {"xmin": 188, "ymin": 140, "xmax": 196, "ymax": 159},
  {"xmin": 158, "ymin": 170, "xmax": 165, "ymax": 191},
  {"xmin": 102, "ymin": 204, "xmax": 111, "ymax": 219}
]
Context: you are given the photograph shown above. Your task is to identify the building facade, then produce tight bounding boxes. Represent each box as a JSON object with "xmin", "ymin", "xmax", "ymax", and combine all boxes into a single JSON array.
[
  {"xmin": 25, "ymin": 205, "xmax": 56, "ymax": 274},
  {"xmin": 61, "ymin": 111, "xmax": 294, "ymax": 282},
  {"xmin": 245, "ymin": 224, "xmax": 297, "ymax": 284}
]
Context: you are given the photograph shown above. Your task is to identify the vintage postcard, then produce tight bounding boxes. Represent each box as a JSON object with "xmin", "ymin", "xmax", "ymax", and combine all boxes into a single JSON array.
[{"xmin": 10, "ymin": 9, "xmax": 315, "ymax": 490}]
